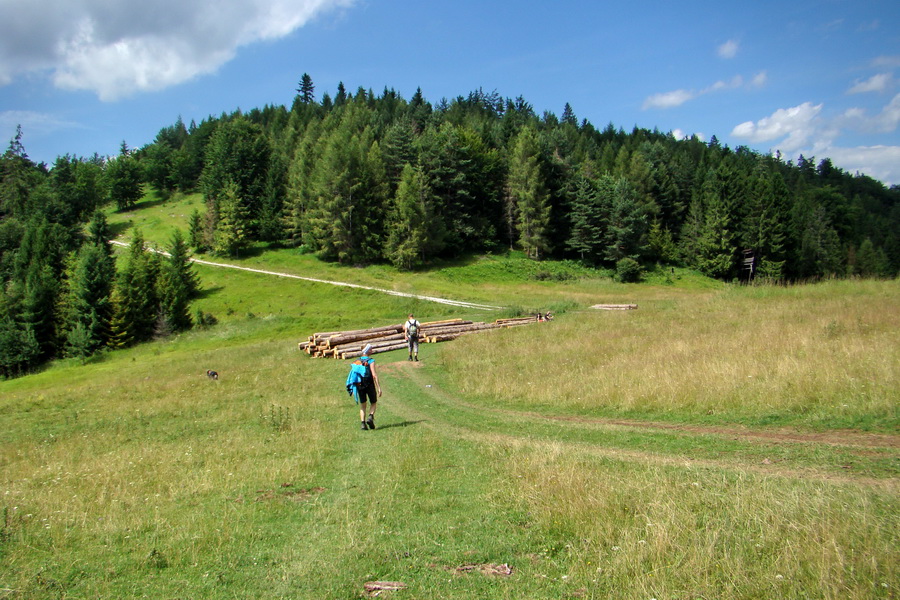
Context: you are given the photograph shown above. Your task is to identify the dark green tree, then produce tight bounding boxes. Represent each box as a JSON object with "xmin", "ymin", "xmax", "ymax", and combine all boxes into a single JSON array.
[
  {"xmin": 855, "ymin": 238, "xmax": 889, "ymax": 277},
  {"xmin": 797, "ymin": 205, "xmax": 842, "ymax": 278},
  {"xmin": 200, "ymin": 117, "xmax": 271, "ymax": 236},
  {"xmin": 63, "ymin": 242, "xmax": 115, "ymax": 356},
  {"xmin": 158, "ymin": 230, "xmax": 197, "ymax": 331},
  {"xmin": 105, "ymin": 147, "xmax": 143, "ymax": 211},
  {"xmin": 113, "ymin": 230, "xmax": 160, "ymax": 344},
  {"xmin": 508, "ymin": 125, "xmax": 550, "ymax": 258},
  {"xmin": 297, "ymin": 73, "xmax": 316, "ymax": 104},
  {"xmin": 385, "ymin": 164, "xmax": 443, "ymax": 269},
  {"xmin": 602, "ymin": 177, "xmax": 648, "ymax": 264},
  {"xmin": 566, "ymin": 175, "xmax": 604, "ymax": 263},
  {"xmin": 213, "ymin": 180, "xmax": 251, "ymax": 257}
]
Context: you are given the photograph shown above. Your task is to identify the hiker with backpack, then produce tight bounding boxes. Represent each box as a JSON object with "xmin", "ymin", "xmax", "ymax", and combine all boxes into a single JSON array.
[
  {"xmin": 404, "ymin": 313, "xmax": 421, "ymax": 361},
  {"xmin": 346, "ymin": 344, "xmax": 382, "ymax": 430}
]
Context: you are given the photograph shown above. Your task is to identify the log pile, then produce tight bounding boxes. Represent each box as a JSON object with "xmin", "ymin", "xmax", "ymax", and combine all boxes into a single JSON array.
[{"xmin": 299, "ymin": 315, "xmax": 546, "ymax": 359}]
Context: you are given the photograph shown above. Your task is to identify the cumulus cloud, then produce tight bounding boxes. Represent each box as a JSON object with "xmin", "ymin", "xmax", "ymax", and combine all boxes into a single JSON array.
[
  {"xmin": 643, "ymin": 89, "xmax": 695, "ymax": 109},
  {"xmin": 643, "ymin": 71, "xmax": 767, "ymax": 110},
  {"xmin": 847, "ymin": 73, "xmax": 893, "ymax": 94},
  {"xmin": 0, "ymin": 0, "xmax": 355, "ymax": 101},
  {"xmin": 838, "ymin": 94, "xmax": 900, "ymax": 133},
  {"xmin": 717, "ymin": 39, "xmax": 739, "ymax": 59},
  {"xmin": 731, "ymin": 102, "xmax": 823, "ymax": 152},
  {"xmin": 824, "ymin": 145, "xmax": 900, "ymax": 186},
  {"xmin": 733, "ymin": 94, "xmax": 900, "ymax": 185}
]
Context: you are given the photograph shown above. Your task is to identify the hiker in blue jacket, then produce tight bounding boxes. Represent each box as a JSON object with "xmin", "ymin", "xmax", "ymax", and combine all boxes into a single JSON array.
[{"xmin": 346, "ymin": 344, "xmax": 382, "ymax": 430}]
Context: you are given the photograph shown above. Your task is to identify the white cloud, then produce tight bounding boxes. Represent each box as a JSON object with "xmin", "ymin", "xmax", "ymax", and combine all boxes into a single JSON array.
[
  {"xmin": 733, "ymin": 95, "xmax": 900, "ymax": 185},
  {"xmin": 717, "ymin": 39, "xmax": 739, "ymax": 59},
  {"xmin": 847, "ymin": 73, "xmax": 893, "ymax": 94},
  {"xmin": 0, "ymin": 110, "xmax": 80, "ymax": 136},
  {"xmin": 816, "ymin": 145, "xmax": 900, "ymax": 186},
  {"xmin": 670, "ymin": 128, "xmax": 705, "ymax": 142},
  {"xmin": 872, "ymin": 55, "xmax": 900, "ymax": 68},
  {"xmin": 0, "ymin": 0, "xmax": 355, "ymax": 101},
  {"xmin": 839, "ymin": 93, "xmax": 900, "ymax": 133},
  {"xmin": 709, "ymin": 75, "xmax": 743, "ymax": 92},
  {"xmin": 643, "ymin": 71, "xmax": 767, "ymax": 110},
  {"xmin": 643, "ymin": 89, "xmax": 695, "ymax": 109},
  {"xmin": 750, "ymin": 71, "xmax": 768, "ymax": 88},
  {"xmin": 731, "ymin": 102, "xmax": 823, "ymax": 152}
]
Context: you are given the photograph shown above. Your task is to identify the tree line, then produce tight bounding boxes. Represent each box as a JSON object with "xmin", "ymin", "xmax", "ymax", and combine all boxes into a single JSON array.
[
  {"xmin": 2, "ymin": 77, "xmax": 898, "ymax": 375},
  {"xmin": 0, "ymin": 128, "xmax": 201, "ymax": 377},
  {"xmin": 138, "ymin": 76, "xmax": 898, "ymax": 281}
]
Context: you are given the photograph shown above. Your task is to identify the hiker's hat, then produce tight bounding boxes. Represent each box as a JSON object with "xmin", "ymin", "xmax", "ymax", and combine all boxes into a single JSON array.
[{"xmin": 362, "ymin": 344, "xmax": 373, "ymax": 355}]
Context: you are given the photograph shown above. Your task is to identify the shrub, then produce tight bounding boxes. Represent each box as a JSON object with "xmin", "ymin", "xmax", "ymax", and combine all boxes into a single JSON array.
[{"xmin": 615, "ymin": 257, "xmax": 643, "ymax": 283}]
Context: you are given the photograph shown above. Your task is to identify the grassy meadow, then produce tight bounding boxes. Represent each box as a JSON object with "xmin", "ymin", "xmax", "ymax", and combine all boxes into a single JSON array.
[{"xmin": 0, "ymin": 195, "xmax": 897, "ymax": 598}]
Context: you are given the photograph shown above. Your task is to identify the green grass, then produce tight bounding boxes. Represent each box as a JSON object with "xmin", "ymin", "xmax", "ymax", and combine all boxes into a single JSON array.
[{"xmin": 0, "ymin": 198, "xmax": 894, "ymax": 598}]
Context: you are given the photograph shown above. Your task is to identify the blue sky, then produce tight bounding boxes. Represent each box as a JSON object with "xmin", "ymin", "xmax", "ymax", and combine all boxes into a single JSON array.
[{"xmin": 2, "ymin": 0, "xmax": 899, "ymax": 184}]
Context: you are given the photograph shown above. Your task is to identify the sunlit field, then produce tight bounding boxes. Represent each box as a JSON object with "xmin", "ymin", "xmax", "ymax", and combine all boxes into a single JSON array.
[{"xmin": 2, "ymin": 220, "xmax": 896, "ymax": 598}]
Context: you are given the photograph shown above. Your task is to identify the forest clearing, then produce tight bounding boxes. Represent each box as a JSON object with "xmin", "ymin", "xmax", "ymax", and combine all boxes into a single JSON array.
[{"xmin": 1, "ymin": 254, "xmax": 896, "ymax": 598}]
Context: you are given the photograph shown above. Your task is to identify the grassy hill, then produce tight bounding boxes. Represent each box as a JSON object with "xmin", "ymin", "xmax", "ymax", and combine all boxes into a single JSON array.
[{"xmin": 1, "ymin": 194, "xmax": 897, "ymax": 598}]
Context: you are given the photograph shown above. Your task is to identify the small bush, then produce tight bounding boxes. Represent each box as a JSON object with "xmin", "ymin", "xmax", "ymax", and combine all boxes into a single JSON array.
[
  {"xmin": 531, "ymin": 270, "xmax": 575, "ymax": 282},
  {"xmin": 615, "ymin": 257, "xmax": 643, "ymax": 283}
]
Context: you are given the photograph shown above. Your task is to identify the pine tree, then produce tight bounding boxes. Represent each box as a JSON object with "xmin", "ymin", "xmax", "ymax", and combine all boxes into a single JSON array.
[
  {"xmin": 113, "ymin": 231, "xmax": 160, "ymax": 344},
  {"xmin": 508, "ymin": 126, "xmax": 550, "ymax": 259},
  {"xmin": 213, "ymin": 180, "xmax": 251, "ymax": 257},
  {"xmin": 0, "ymin": 314, "xmax": 40, "ymax": 377},
  {"xmin": 385, "ymin": 164, "xmax": 442, "ymax": 269},
  {"xmin": 602, "ymin": 177, "xmax": 648, "ymax": 264},
  {"xmin": 105, "ymin": 150, "xmax": 143, "ymax": 211},
  {"xmin": 188, "ymin": 209, "xmax": 205, "ymax": 252},
  {"xmin": 798, "ymin": 205, "xmax": 842, "ymax": 278},
  {"xmin": 856, "ymin": 238, "xmax": 889, "ymax": 277},
  {"xmin": 694, "ymin": 167, "xmax": 737, "ymax": 278},
  {"xmin": 297, "ymin": 73, "xmax": 315, "ymax": 104},
  {"xmin": 566, "ymin": 175, "xmax": 603, "ymax": 263},
  {"xmin": 158, "ymin": 229, "xmax": 197, "ymax": 331},
  {"xmin": 64, "ymin": 242, "xmax": 115, "ymax": 356}
]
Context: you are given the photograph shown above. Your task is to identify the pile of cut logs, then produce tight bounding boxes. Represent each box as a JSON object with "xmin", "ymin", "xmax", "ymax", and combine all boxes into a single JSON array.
[{"xmin": 299, "ymin": 316, "xmax": 543, "ymax": 360}]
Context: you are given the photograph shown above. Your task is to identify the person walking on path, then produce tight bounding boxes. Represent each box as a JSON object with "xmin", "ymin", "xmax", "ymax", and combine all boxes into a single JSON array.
[
  {"xmin": 346, "ymin": 344, "xmax": 382, "ymax": 430},
  {"xmin": 403, "ymin": 313, "xmax": 421, "ymax": 361}
]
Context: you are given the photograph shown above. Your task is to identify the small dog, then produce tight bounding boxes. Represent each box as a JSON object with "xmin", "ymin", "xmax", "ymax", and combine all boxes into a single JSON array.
[{"xmin": 206, "ymin": 369, "xmax": 219, "ymax": 380}]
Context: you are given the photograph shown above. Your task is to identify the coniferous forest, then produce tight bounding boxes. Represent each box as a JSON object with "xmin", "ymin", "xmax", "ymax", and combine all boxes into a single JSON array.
[{"xmin": 1, "ymin": 76, "xmax": 899, "ymax": 376}]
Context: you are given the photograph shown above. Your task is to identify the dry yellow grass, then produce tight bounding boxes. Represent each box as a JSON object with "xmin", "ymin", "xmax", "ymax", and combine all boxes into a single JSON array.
[{"xmin": 446, "ymin": 279, "xmax": 899, "ymax": 424}]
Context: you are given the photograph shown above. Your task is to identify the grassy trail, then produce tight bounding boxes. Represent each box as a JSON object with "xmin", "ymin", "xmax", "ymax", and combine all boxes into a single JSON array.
[{"xmin": 381, "ymin": 358, "xmax": 900, "ymax": 485}]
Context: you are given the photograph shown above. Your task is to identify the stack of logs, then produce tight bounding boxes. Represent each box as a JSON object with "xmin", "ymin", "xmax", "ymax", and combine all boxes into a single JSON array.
[{"xmin": 299, "ymin": 316, "xmax": 543, "ymax": 360}]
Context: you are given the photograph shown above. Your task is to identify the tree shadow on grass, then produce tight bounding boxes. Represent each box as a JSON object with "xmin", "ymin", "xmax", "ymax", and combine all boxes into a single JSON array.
[
  {"xmin": 108, "ymin": 220, "xmax": 132, "ymax": 239},
  {"xmin": 196, "ymin": 286, "xmax": 225, "ymax": 299}
]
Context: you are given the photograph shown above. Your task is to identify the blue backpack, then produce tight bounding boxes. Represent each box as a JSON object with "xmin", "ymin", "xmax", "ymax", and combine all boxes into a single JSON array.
[{"xmin": 346, "ymin": 356, "xmax": 374, "ymax": 397}]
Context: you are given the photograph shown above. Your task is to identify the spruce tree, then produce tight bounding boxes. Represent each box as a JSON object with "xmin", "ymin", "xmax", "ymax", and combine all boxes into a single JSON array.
[
  {"xmin": 602, "ymin": 177, "xmax": 648, "ymax": 264},
  {"xmin": 213, "ymin": 180, "xmax": 251, "ymax": 257},
  {"xmin": 158, "ymin": 229, "xmax": 197, "ymax": 331},
  {"xmin": 508, "ymin": 126, "xmax": 550, "ymax": 259},
  {"xmin": 297, "ymin": 73, "xmax": 315, "ymax": 104},
  {"xmin": 64, "ymin": 243, "xmax": 115, "ymax": 356},
  {"xmin": 566, "ymin": 175, "xmax": 603, "ymax": 263},
  {"xmin": 385, "ymin": 164, "xmax": 442, "ymax": 269}
]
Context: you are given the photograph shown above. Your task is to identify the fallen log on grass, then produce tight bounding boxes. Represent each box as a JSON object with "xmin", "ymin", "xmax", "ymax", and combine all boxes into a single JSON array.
[
  {"xmin": 590, "ymin": 304, "xmax": 637, "ymax": 310},
  {"xmin": 301, "ymin": 315, "xmax": 549, "ymax": 359},
  {"xmin": 340, "ymin": 341, "xmax": 409, "ymax": 360}
]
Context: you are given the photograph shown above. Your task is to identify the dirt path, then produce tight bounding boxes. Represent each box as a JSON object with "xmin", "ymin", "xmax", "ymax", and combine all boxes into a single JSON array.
[
  {"xmin": 381, "ymin": 360, "xmax": 899, "ymax": 488},
  {"xmin": 111, "ymin": 240, "xmax": 503, "ymax": 311}
]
